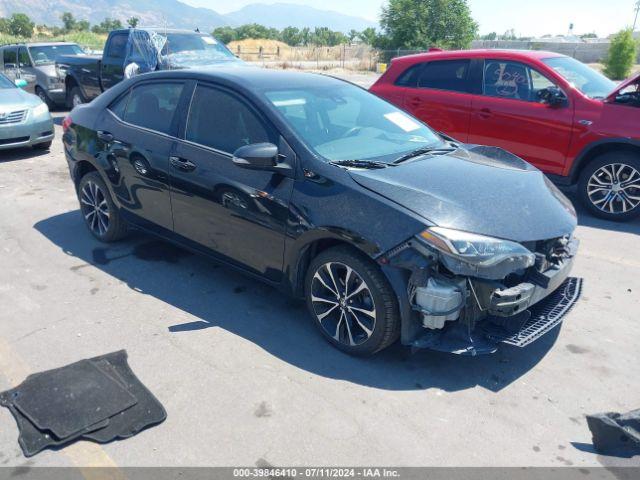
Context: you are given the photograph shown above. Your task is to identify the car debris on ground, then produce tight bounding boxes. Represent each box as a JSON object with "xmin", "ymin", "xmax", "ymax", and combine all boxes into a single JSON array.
[{"xmin": 587, "ymin": 409, "xmax": 640, "ymax": 457}]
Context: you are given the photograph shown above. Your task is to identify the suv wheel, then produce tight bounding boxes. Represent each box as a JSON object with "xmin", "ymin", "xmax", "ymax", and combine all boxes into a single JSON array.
[
  {"xmin": 78, "ymin": 172, "xmax": 128, "ymax": 242},
  {"xmin": 305, "ymin": 246, "xmax": 400, "ymax": 356},
  {"xmin": 579, "ymin": 152, "xmax": 640, "ymax": 221}
]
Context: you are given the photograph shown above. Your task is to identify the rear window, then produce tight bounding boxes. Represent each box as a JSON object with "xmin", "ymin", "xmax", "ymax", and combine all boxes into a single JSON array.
[
  {"xmin": 106, "ymin": 34, "xmax": 129, "ymax": 59},
  {"xmin": 417, "ymin": 60, "xmax": 471, "ymax": 93}
]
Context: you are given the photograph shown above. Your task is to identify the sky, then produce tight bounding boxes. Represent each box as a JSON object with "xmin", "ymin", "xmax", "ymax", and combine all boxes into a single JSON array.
[{"xmin": 182, "ymin": 0, "xmax": 639, "ymax": 37}]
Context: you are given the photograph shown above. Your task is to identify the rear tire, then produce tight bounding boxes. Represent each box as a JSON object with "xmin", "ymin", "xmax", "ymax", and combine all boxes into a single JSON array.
[
  {"xmin": 77, "ymin": 172, "xmax": 128, "ymax": 243},
  {"xmin": 305, "ymin": 246, "xmax": 400, "ymax": 356},
  {"xmin": 578, "ymin": 151, "xmax": 640, "ymax": 222}
]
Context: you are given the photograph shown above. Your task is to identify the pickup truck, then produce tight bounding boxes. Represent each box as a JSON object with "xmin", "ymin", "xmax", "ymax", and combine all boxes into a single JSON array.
[{"xmin": 56, "ymin": 28, "xmax": 241, "ymax": 108}]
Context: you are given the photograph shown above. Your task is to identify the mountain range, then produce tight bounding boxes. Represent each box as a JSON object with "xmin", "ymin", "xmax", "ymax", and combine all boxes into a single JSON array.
[{"xmin": 0, "ymin": 1, "xmax": 377, "ymax": 33}]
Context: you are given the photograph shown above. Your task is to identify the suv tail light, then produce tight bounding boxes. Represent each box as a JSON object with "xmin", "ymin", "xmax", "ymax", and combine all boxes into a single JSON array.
[{"xmin": 62, "ymin": 115, "xmax": 72, "ymax": 133}]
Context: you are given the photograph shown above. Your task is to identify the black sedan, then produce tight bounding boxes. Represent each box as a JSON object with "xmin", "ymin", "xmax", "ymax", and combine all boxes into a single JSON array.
[{"xmin": 62, "ymin": 68, "xmax": 579, "ymax": 356}]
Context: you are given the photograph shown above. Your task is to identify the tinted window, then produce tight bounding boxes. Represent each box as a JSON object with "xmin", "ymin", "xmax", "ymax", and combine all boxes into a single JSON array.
[
  {"xmin": 418, "ymin": 60, "xmax": 470, "ymax": 92},
  {"xmin": 106, "ymin": 34, "xmax": 129, "ymax": 59},
  {"xmin": 186, "ymin": 85, "xmax": 272, "ymax": 153},
  {"xmin": 3, "ymin": 48, "xmax": 17, "ymax": 67},
  {"xmin": 123, "ymin": 83, "xmax": 183, "ymax": 134},
  {"xmin": 108, "ymin": 92, "xmax": 130, "ymax": 119},
  {"xmin": 395, "ymin": 64, "xmax": 423, "ymax": 87},
  {"xmin": 18, "ymin": 48, "xmax": 31, "ymax": 67},
  {"xmin": 483, "ymin": 61, "xmax": 557, "ymax": 102},
  {"xmin": 0, "ymin": 73, "xmax": 16, "ymax": 89}
]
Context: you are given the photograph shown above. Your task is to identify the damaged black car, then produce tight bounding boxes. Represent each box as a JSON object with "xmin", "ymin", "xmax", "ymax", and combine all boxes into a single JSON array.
[{"xmin": 62, "ymin": 68, "xmax": 580, "ymax": 357}]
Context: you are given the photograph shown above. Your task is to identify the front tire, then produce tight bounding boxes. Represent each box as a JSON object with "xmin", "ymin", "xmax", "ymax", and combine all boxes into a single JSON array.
[
  {"xmin": 78, "ymin": 172, "xmax": 128, "ymax": 242},
  {"xmin": 68, "ymin": 86, "xmax": 86, "ymax": 109},
  {"xmin": 305, "ymin": 246, "xmax": 400, "ymax": 356},
  {"xmin": 36, "ymin": 87, "xmax": 55, "ymax": 110},
  {"xmin": 578, "ymin": 152, "xmax": 640, "ymax": 221}
]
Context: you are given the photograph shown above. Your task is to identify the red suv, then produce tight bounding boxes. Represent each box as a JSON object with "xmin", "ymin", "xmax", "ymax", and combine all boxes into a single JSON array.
[{"xmin": 371, "ymin": 49, "xmax": 640, "ymax": 221}]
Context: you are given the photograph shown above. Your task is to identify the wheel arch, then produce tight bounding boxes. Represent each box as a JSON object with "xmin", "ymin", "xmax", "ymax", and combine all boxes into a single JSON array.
[
  {"xmin": 569, "ymin": 139, "xmax": 640, "ymax": 183},
  {"xmin": 286, "ymin": 229, "xmax": 383, "ymax": 298}
]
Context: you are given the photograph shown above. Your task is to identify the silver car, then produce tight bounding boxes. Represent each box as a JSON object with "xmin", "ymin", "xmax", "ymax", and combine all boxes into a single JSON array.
[
  {"xmin": 0, "ymin": 42, "xmax": 85, "ymax": 108},
  {"xmin": 0, "ymin": 74, "xmax": 54, "ymax": 151}
]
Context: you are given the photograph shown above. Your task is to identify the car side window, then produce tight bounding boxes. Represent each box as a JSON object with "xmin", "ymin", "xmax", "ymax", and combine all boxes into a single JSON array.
[
  {"xmin": 483, "ymin": 61, "xmax": 557, "ymax": 102},
  {"xmin": 186, "ymin": 85, "xmax": 273, "ymax": 154},
  {"xmin": 3, "ymin": 48, "xmax": 17, "ymax": 68},
  {"xmin": 122, "ymin": 83, "xmax": 183, "ymax": 135},
  {"xmin": 395, "ymin": 64, "xmax": 423, "ymax": 87},
  {"xmin": 418, "ymin": 60, "xmax": 471, "ymax": 93},
  {"xmin": 108, "ymin": 92, "xmax": 130, "ymax": 119},
  {"xmin": 18, "ymin": 48, "xmax": 31, "ymax": 68},
  {"xmin": 106, "ymin": 34, "xmax": 129, "ymax": 59}
]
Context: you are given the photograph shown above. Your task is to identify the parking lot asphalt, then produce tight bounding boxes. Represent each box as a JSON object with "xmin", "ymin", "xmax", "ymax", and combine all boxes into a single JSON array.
[{"xmin": 0, "ymin": 72, "xmax": 639, "ymax": 468}]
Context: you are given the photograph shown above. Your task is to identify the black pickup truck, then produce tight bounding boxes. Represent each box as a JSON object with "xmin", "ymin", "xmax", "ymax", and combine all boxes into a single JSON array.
[{"xmin": 56, "ymin": 28, "xmax": 241, "ymax": 107}]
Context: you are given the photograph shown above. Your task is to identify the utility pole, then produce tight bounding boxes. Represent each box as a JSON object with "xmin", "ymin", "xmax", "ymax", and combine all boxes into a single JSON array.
[{"xmin": 634, "ymin": 0, "xmax": 640, "ymax": 31}]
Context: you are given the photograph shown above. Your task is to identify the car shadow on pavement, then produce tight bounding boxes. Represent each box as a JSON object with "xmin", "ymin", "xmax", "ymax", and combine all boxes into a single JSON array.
[
  {"xmin": 0, "ymin": 147, "xmax": 50, "ymax": 163},
  {"xmin": 34, "ymin": 210, "xmax": 562, "ymax": 393}
]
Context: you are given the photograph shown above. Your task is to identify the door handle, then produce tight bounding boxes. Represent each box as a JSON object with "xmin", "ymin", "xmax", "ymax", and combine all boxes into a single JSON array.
[
  {"xmin": 478, "ymin": 108, "xmax": 492, "ymax": 119},
  {"xmin": 170, "ymin": 156, "xmax": 197, "ymax": 172},
  {"xmin": 97, "ymin": 130, "xmax": 114, "ymax": 143},
  {"xmin": 408, "ymin": 97, "xmax": 422, "ymax": 108}
]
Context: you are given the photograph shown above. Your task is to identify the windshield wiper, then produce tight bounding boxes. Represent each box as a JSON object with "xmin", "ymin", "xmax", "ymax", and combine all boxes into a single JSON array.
[
  {"xmin": 330, "ymin": 159, "xmax": 389, "ymax": 169},
  {"xmin": 393, "ymin": 146, "xmax": 457, "ymax": 165}
]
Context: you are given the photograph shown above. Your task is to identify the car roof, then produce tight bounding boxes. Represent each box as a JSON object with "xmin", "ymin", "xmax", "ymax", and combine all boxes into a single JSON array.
[
  {"xmin": 393, "ymin": 49, "xmax": 566, "ymax": 64},
  {"xmin": 113, "ymin": 28, "xmax": 208, "ymax": 35},
  {"xmin": 137, "ymin": 67, "xmax": 348, "ymax": 91}
]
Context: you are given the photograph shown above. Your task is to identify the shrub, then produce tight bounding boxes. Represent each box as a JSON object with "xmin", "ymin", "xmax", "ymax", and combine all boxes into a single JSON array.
[{"xmin": 604, "ymin": 29, "xmax": 638, "ymax": 80}]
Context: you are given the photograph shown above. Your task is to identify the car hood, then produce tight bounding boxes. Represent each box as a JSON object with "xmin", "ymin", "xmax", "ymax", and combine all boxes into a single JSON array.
[
  {"xmin": 0, "ymin": 88, "xmax": 40, "ymax": 110},
  {"xmin": 606, "ymin": 72, "xmax": 640, "ymax": 102},
  {"xmin": 348, "ymin": 146, "xmax": 577, "ymax": 242}
]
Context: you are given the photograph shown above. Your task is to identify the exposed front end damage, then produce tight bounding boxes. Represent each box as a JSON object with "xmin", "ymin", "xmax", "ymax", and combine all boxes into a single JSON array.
[{"xmin": 380, "ymin": 231, "xmax": 580, "ymax": 355}]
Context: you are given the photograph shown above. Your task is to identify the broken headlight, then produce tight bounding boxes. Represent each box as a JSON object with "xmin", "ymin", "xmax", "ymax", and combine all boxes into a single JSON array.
[{"xmin": 417, "ymin": 227, "xmax": 535, "ymax": 280}]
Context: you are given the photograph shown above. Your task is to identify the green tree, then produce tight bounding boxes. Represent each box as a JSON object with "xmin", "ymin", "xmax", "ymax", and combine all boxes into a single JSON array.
[
  {"xmin": 8, "ymin": 13, "xmax": 35, "ymax": 37},
  {"xmin": 358, "ymin": 27, "xmax": 379, "ymax": 46},
  {"xmin": 481, "ymin": 32, "xmax": 497, "ymax": 41},
  {"xmin": 380, "ymin": 0, "xmax": 477, "ymax": 50},
  {"xmin": 348, "ymin": 29, "xmax": 359, "ymax": 43},
  {"xmin": 212, "ymin": 26, "xmax": 238, "ymax": 44},
  {"xmin": 281, "ymin": 26, "xmax": 302, "ymax": 46},
  {"xmin": 127, "ymin": 17, "xmax": 140, "ymax": 28},
  {"xmin": 76, "ymin": 20, "xmax": 90, "ymax": 31},
  {"xmin": 604, "ymin": 29, "xmax": 638, "ymax": 80},
  {"xmin": 60, "ymin": 12, "xmax": 76, "ymax": 32},
  {"xmin": 0, "ymin": 17, "xmax": 10, "ymax": 34},
  {"xmin": 91, "ymin": 18, "xmax": 123, "ymax": 34}
]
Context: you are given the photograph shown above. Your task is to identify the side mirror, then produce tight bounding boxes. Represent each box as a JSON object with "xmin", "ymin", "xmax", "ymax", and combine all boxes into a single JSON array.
[
  {"xmin": 538, "ymin": 86, "xmax": 567, "ymax": 107},
  {"xmin": 232, "ymin": 143, "xmax": 279, "ymax": 170},
  {"xmin": 14, "ymin": 79, "xmax": 28, "ymax": 88}
]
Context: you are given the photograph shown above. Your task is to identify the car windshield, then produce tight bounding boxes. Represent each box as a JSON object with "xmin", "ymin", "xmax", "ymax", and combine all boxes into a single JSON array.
[
  {"xmin": 159, "ymin": 33, "xmax": 235, "ymax": 59},
  {"xmin": 0, "ymin": 73, "xmax": 16, "ymax": 89},
  {"xmin": 29, "ymin": 44, "xmax": 84, "ymax": 65},
  {"xmin": 264, "ymin": 84, "xmax": 444, "ymax": 163},
  {"xmin": 542, "ymin": 56, "xmax": 616, "ymax": 100}
]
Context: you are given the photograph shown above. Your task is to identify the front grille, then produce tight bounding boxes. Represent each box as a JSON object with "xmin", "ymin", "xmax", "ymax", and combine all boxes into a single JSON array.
[
  {"xmin": 484, "ymin": 277, "xmax": 583, "ymax": 347},
  {"xmin": 0, "ymin": 110, "xmax": 27, "ymax": 125},
  {"xmin": 0, "ymin": 136, "xmax": 29, "ymax": 145}
]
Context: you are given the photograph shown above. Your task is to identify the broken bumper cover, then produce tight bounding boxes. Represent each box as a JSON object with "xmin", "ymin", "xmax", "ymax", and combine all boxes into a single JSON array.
[{"xmin": 489, "ymin": 239, "xmax": 578, "ymax": 317}]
